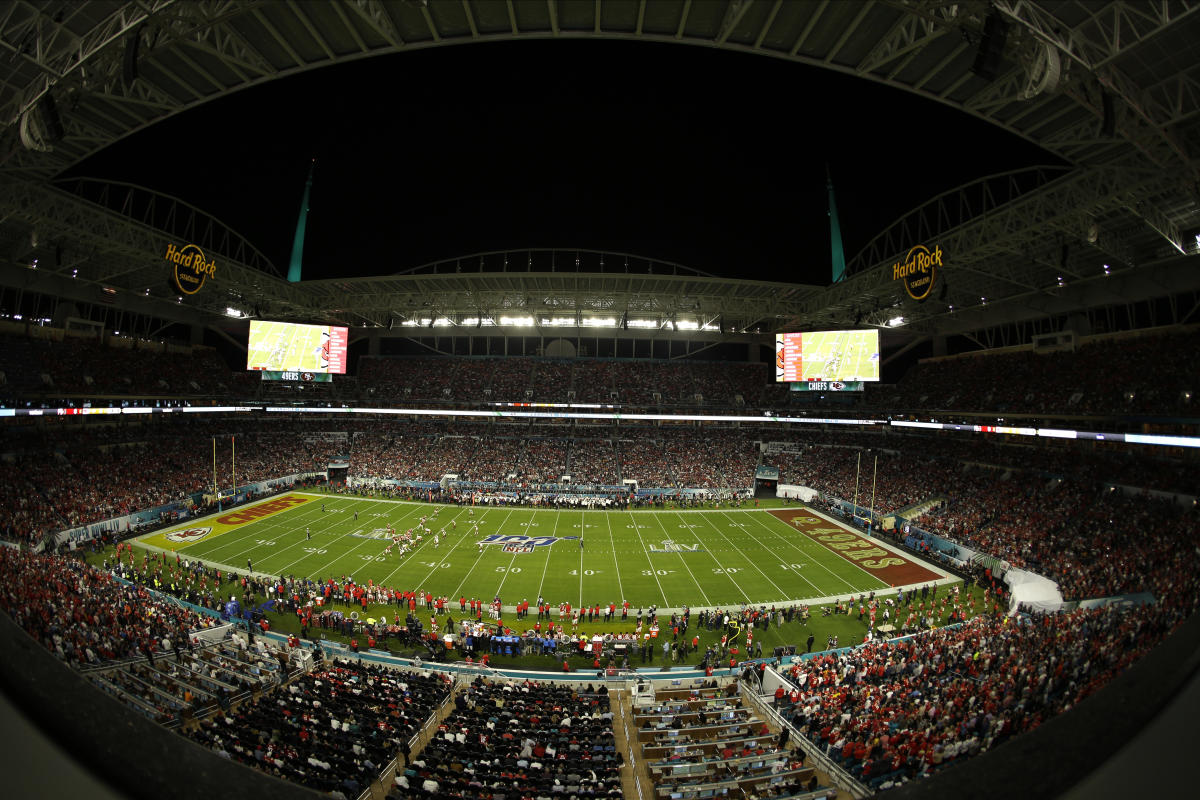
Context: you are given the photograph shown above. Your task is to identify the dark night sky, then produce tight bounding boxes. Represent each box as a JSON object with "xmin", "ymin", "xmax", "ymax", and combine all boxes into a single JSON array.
[{"xmin": 70, "ymin": 39, "xmax": 1058, "ymax": 285}]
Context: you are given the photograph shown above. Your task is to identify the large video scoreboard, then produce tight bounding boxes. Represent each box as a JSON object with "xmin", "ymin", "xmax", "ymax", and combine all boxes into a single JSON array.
[
  {"xmin": 246, "ymin": 320, "xmax": 349, "ymax": 374},
  {"xmin": 775, "ymin": 329, "xmax": 880, "ymax": 383}
]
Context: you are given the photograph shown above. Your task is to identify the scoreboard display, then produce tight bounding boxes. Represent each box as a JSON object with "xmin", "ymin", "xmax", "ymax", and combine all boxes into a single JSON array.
[
  {"xmin": 775, "ymin": 329, "xmax": 880, "ymax": 383},
  {"xmin": 247, "ymin": 320, "xmax": 349, "ymax": 374}
]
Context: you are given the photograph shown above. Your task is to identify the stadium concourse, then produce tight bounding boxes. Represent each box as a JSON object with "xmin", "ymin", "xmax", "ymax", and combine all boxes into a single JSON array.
[{"xmin": 0, "ymin": 328, "xmax": 1197, "ymax": 800}]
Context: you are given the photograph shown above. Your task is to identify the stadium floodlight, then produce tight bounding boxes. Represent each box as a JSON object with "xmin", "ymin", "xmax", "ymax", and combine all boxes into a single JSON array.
[
  {"xmin": 225, "ymin": 307, "xmax": 244, "ymax": 318},
  {"xmin": 432, "ymin": 318, "xmax": 452, "ymax": 326},
  {"xmin": 582, "ymin": 317, "xmax": 616, "ymax": 327},
  {"xmin": 499, "ymin": 315, "xmax": 534, "ymax": 326},
  {"xmin": 628, "ymin": 319, "xmax": 657, "ymax": 329},
  {"xmin": 887, "ymin": 316, "xmax": 905, "ymax": 327},
  {"xmin": 675, "ymin": 320, "xmax": 699, "ymax": 330}
]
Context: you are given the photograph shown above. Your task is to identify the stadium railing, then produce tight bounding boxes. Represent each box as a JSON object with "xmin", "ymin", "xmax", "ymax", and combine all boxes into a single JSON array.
[
  {"xmin": 620, "ymin": 694, "xmax": 646, "ymax": 800},
  {"xmin": 739, "ymin": 675, "xmax": 870, "ymax": 800},
  {"xmin": 190, "ymin": 622, "xmax": 236, "ymax": 646},
  {"xmin": 77, "ymin": 652, "xmax": 153, "ymax": 675}
]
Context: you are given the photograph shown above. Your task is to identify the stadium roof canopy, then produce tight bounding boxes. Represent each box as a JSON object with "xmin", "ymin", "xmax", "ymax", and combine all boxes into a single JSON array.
[{"xmin": 1, "ymin": 0, "xmax": 1198, "ymax": 347}]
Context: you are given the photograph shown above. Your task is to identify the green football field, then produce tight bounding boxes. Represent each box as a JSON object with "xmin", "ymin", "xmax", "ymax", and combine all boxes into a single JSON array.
[{"xmin": 141, "ymin": 492, "xmax": 945, "ymax": 610}]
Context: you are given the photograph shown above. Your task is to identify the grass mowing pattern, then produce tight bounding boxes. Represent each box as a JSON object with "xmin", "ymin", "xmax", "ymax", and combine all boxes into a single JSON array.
[{"xmin": 153, "ymin": 493, "xmax": 939, "ymax": 610}]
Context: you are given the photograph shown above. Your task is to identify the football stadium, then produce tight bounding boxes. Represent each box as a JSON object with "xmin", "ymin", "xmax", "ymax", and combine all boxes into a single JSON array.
[{"xmin": 1, "ymin": 4, "xmax": 1199, "ymax": 800}]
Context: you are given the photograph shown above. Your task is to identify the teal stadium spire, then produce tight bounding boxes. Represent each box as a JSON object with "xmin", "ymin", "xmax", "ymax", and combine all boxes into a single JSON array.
[
  {"xmin": 286, "ymin": 160, "xmax": 315, "ymax": 283},
  {"xmin": 827, "ymin": 165, "xmax": 847, "ymax": 284}
]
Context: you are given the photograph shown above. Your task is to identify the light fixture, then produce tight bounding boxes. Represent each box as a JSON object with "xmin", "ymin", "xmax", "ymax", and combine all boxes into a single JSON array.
[
  {"xmin": 499, "ymin": 315, "xmax": 534, "ymax": 326},
  {"xmin": 886, "ymin": 316, "xmax": 905, "ymax": 327},
  {"xmin": 225, "ymin": 307, "xmax": 244, "ymax": 318}
]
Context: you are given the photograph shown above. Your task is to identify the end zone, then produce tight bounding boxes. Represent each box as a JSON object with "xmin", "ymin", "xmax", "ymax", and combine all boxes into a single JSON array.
[
  {"xmin": 137, "ymin": 493, "xmax": 313, "ymax": 551},
  {"xmin": 769, "ymin": 507, "xmax": 949, "ymax": 587}
]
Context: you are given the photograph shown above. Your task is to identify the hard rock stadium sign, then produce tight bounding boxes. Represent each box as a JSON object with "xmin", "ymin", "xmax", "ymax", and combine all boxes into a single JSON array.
[
  {"xmin": 892, "ymin": 243, "xmax": 943, "ymax": 301},
  {"xmin": 165, "ymin": 242, "xmax": 216, "ymax": 295}
]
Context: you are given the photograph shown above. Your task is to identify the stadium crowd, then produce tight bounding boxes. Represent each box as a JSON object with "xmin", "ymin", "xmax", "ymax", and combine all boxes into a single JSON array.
[
  {"xmin": 5, "ymin": 325, "xmax": 1198, "ymax": 421},
  {"xmin": 0, "ymin": 404, "xmax": 1193, "ymax": 610},
  {"xmin": 768, "ymin": 442, "xmax": 1197, "ymax": 602},
  {"xmin": 774, "ymin": 587, "xmax": 1198, "ymax": 790},
  {"xmin": 186, "ymin": 659, "xmax": 453, "ymax": 796},
  {"xmin": 875, "ymin": 327, "xmax": 1200, "ymax": 417},
  {"xmin": 0, "ymin": 546, "xmax": 222, "ymax": 666},
  {"xmin": 389, "ymin": 677, "xmax": 623, "ymax": 800}
]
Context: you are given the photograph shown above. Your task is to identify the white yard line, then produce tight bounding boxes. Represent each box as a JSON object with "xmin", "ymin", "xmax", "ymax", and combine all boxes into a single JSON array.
[
  {"xmin": 448, "ymin": 508, "xmax": 517, "ymax": 602},
  {"xmin": 625, "ymin": 510, "xmax": 670, "ymax": 607},
  {"xmin": 575, "ymin": 509, "xmax": 584, "ymax": 607},
  {"xmin": 738, "ymin": 511, "xmax": 863, "ymax": 595},
  {"xmin": 695, "ymin": 512, "xmax": 792, "ymax": 601},
  {"xmin": 602, "ymin": 509, "xmax": 626, "ymax": 604},
  {"xmin": 646, "ymin": 511, "xmax": 714, "ymax": 606}
]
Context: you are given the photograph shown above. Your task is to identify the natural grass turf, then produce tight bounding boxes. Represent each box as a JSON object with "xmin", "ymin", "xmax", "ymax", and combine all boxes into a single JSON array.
[
  {"xmin": 144, "ymin": 493, "xmax": 913, "ymax": 612},
  {"xmin": 85, "ymin": 519, "xmax": 994, "ymax": 673}
]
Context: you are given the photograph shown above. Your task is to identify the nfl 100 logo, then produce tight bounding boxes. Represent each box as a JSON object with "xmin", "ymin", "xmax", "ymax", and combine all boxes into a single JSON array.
[{"xmin": 479, "ymin": 534, "xmax": 578, "ymax": 554}]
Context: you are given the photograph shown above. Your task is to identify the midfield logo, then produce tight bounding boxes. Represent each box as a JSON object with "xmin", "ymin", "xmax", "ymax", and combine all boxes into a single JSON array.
[{"xmin": 478, "ymin": 534, "xmax": 578, "ymax": 551}]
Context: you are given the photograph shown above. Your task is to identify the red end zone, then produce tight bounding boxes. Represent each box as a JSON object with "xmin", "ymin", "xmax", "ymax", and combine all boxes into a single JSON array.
[{"xmin": 769, "ymin": 509, "xmax": 943, "ymax": 587}]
